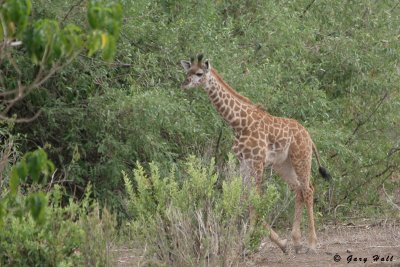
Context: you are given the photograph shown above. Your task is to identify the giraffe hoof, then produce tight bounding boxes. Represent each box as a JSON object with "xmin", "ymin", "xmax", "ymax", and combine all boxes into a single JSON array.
[
  {"xmin": 294, "ymin": 245, "xmax": 303, "ymax": 254},
  {"xmin": 305, "ymin": 247, "xmax": 317, "ymax": 254},
  {"xmin": 279, "ymin": 239, "xmax": 288, "ymax": 254},
  {"xmin": 242, "ymin": 248, "xmax": 251, "ymax": 257}
]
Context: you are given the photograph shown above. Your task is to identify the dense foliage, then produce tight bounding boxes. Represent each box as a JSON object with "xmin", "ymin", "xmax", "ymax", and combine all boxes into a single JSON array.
[
  {"xmin": 123, "ymin": 155, "xmax": 279, "ymax": 265},
  {"xmin": 0, "ymin": 184, "xmax": 116, "ymax": 266},
  {"xmin": 20, "ymin": 0, "xmax": 398, "ymax": 216},
  {"xmin": 0, "ymin": 0, "xmax": 399, "ymax": 265}
]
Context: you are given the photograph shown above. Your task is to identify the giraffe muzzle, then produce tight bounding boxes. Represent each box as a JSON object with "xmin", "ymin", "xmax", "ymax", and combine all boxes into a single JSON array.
[{"xmin": 181, "ymin": 79, "xmax": 190, "ymax": 89}]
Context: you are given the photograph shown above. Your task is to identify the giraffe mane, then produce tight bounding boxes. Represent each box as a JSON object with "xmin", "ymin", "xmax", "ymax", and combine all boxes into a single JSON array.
[
  {"xmin": 197, "ymin": 54, "xmax": 204, "ymax": 66},
  {"xmin": 211, "ymin": 69, "xmax": 266, "ymax": 111}
]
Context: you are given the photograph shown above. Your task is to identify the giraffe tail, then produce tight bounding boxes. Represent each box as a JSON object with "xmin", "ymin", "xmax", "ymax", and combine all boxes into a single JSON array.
[{"xmin": 312, "ymin": 142, "xmax": 331, "ymax": 181}]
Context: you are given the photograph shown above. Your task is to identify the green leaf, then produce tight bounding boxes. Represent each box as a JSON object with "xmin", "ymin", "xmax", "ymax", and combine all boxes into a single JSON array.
[
  {"xmin": 25, "ymin": 192, "xmax": 47, "ymax": 224},
  {"xmin": 86, "ymin": 1, "xmax": 121, "ymax": 60},
  {"xmin": 60, "ymin": 24, "xmax": 83, "ymax": 57},
  {"xmin": 87, "ymin": 30, "xmax": 102, "ymax": 57},
  {"xmin": 9, "ymin": 148, "xmax": 54, "ymax": 188},
  {"xmin": 0, "ymin": 201, "xmax": 4, "ymax": 228},
  {"xmin": 23, "ymin": 19, "xmax": 61, "ymax": 65},
  {"xmin": 0, "ymin": 0, "xmax": 32, "ymax": 37},
  {"xmin": 26, "ymin": 151, "xmax": 42, "ymax": 183},
  {"xmin": 87, "ymin": 5, "xmax": 101, "ymax": 29},
  {"xmin": 0, "ymin": 23, "xmax": 4, "ymax": 41},
  {"xmin": 87, "ymin": 0, "xmax": 122, "ymax": 36},
  {"xmin": 10, "ymin": 162, "xmax": 27, "ymax": 194},
  {"xmin": 25, "ymin": 148, "xmax": 53, "ymax": 183},
  {"xmin": 101, "ymin": 34, "xmax": 116, "ymax": 61}
]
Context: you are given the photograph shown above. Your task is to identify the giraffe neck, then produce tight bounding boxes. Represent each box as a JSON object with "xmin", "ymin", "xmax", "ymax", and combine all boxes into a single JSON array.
[{"xmin": 204, "ymin": 69, "xmax": 254, "ymax": 131}]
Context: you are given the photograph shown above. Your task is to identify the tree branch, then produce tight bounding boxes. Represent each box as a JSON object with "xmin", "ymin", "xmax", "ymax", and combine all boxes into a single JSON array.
[
  {"xmin": 0, "ymin": 109, "xmax": 42, "ymax": 123},
  {"xmin": 389, "ymin": 1, "xmax": 400, "ymax": 13},
  {"xmin": 300, "ymin": 0, "xmax": 316, "ymax": 18},
  {"xmin": 61, "ymin": 0, "xmax": 86, "ymax": 25},
  {"xmin": 381, "ymin": 183, "xmax": 400, "ymax": 211},
  {"xmin": 79, "ymin": 54, "xmax": 132, "ymax": 68},
  {"xmin": 1, "ymin": 45, "xmax": 80, "ymax": 122},
  {"xmin": 214, "ymin": 127, "xmax": 223, "ymax": 159},
  {"xmin": 345, "ymin": 91, "xmax": 389, "ymax": 146}
]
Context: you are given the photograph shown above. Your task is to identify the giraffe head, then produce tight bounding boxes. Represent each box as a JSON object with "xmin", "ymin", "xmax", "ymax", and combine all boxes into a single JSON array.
[{"xmin": 180, "ymin": 54, "xmax": 211, "ymax": 89}]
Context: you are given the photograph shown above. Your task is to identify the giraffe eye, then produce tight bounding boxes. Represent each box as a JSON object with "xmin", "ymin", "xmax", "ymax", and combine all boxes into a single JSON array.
[{"xmin": 196, "ymin": 73, "xmax": 203, "ymax": 77}]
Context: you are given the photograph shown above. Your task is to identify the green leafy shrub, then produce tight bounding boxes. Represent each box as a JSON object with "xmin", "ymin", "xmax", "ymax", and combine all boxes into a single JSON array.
[
  {"xmin": 0, "ymin": 144, "xmax": 118, "ymax": 266},
  {"xmin": 0, "ymin": 184, "xmax": 117, "ymax": 266},
  {"xmin": 123, "ymin": 155, "xmax": 279, "ymax": 266},
  {"xmin": 3, "ymin": 0, "xmax": 398, "ymax": 225}
]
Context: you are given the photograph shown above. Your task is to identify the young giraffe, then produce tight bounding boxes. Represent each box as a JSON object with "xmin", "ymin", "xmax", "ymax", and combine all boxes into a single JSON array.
[{"xmin": 180, "ymin": 54, "xmax": 330, "ymax": 254}]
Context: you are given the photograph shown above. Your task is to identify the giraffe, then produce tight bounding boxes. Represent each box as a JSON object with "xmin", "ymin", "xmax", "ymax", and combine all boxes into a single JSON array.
[{"xmin": 180, "ymin": 54, "xmax": 330, "ymax": 254}]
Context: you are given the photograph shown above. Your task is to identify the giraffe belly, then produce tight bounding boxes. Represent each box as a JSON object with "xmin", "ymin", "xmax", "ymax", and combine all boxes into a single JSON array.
[
  {"xmin": 272, "ymin": 157, "xmax": 301, "ymax": 190},
  {"xmin": 265, "ymin": 147, "xmax": 289, "ymax": 166}
]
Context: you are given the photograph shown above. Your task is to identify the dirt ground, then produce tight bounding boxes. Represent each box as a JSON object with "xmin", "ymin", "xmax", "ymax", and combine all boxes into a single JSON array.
[
  {"xmin": 250, "ymin": 219, "xmax": 400, "ymax": 267},
  {"xmin": 115, "ymin": 219, "xmax": 400, "ymax": 267}
]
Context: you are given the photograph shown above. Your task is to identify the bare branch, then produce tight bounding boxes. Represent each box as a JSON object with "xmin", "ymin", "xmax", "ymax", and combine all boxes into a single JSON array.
[
  {"xmin": 1, "ymin": 48, "xmax": 79, "ymax": 121},
  {"xmin": 389, "ymin": 1, "xmax": 400, "ymax": 13},
  {"xmin": 300, "ymin": 0, "xmax": 316, "ymax": 18},
  {"xmin": 382, "ymin": 184, "xmax": 400, "ymax": 211},
  {"xmin": 6, "ymin": 52, "xmax": 22, "ymax": 77},
  {"xmin": 79, "ymin": 54, "xmax": 132, "ymax": 68},
  {"xmin": 345, "ymin": 91, "xmax": 389, "ymax": 146},
  {"xmin": 0, "ymin": 110, "xmax": 42, "ymax": 123},
  {"xmin": 0, "ymin": 139, "xmax": 14, "ymax": 191},
  {"xmin": 214, "ymin": 127, "xmax": 223, "ymax": 159},
  {"xmin": 61, "ymin": 0, "xmax": 86, "ymax": 25},
  {"xmin": 0, "ymin": 40, "xmax": 23, "ymax": 47},
  {"xmin": 362, "ymin": 147, "xmax": 400, "ymax": 170}
]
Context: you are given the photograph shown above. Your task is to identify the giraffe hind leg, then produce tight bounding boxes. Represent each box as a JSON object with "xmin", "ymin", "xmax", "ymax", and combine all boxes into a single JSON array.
[
  {"xmin": 273, "ymin": 158, "xmax": 305, "ymax": 253},
  {"xmin": 292, "ymin": 190, "xmax": 304, "ymax": 253},
  {"xmin": 303, "ymin": 184, "xmax": 317, "ymax": 252}
]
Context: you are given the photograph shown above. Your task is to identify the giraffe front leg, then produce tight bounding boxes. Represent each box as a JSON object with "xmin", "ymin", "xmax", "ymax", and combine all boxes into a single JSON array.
[
  {"xmin": 292, "ymin": 190, "xmax": 304, "ymax": 254},
  {"xmin": 241, "ymin": 159, "xmax": 288, "ymax": 254},
  {"xmin": 239, "ymin": 158, "xmax": 250, "ymax": 183},
  {"xmin": 239, "ymin": 158, "xmax": 256, "ymax": 227},
  {"xmin": 264, "ymin": 223, "xmax": 288, "ymax": 254}
]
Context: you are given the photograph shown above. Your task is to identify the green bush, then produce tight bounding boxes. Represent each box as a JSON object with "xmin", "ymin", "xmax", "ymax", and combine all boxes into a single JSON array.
[
  {"xmin": 0, "ymin": 185, "xmax": 117, "ymax": 267},
  {"xmin": 0, "ymin": 144, "xmax": 117, "ymax": 266},
  {"xmin": 4, "ymin": 0, "xmax": 399, "ymax": 224},
  {"xmin": 123, "ymin": 155, "xmax": 279, "ymax": 266}
]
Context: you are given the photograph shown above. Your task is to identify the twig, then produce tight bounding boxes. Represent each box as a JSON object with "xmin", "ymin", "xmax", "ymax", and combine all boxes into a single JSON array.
[
  {"xmin": 345, "ymin": 91, "xmax": 389, "ymax": 146},
  {"xmin": 331, "ymin": 93, "xmax": 388, "ymax": 159},
  {"xmin": 214, "ymin": 127, "xmax": 223, "ymax": 159},
  {"xmin": 0, "ymin": 140, "xmax": 14, "ymax": 193},
  {"xmin": 0, "ymin": 110, "xmax": 42, "ymax": 123},
  {"xmin": 389, "ymin": 1, "xmax": 400, "ymax": 13},
  {"xmin": 47, "ymin": 168, "xmax": 58, "ymax": 191},
  {"xmin": 300, "ymin": 0, "xmax": 316, "ymax": 18},
  {"xmin": 342, "ymin": 167, "xmax": 395, "ymax": 202},
  {"xmin": 382, "ymin": 183, "xmax": 400, "ymax": 211},
  {"xmin": 79, "ymin": 54, "xmax": 132, "ymax": 68},
  {"xmin": 271, "ymin": 187, "xmax": 294, "ymax": 227},
  {"xmin": 334, "ymin": 204, "xmax": 347, "ymax": 223},
  {"xmin": 367, "ymin": 245, "xmax": 400, "ymax": 248},
  {"xmin": 61, "ymin": 0, "xmax": 85, "ymax": 25},
  {"xmin": 1, "ymin": 50, "xmax": 79, "ymax": 121},
  {"xmin": 0, "ymin": 40, "xmax": 22, "ymax": 47}
]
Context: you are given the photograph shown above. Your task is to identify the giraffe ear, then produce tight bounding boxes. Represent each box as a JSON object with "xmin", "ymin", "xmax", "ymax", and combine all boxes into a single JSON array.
[
  {"xmin": 181, "ymin": 60, "xmax": 191, "ymax": 72},
  {"xmin": 204, "ymin": 60, "xmax": 211, "ymax": 72}
]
